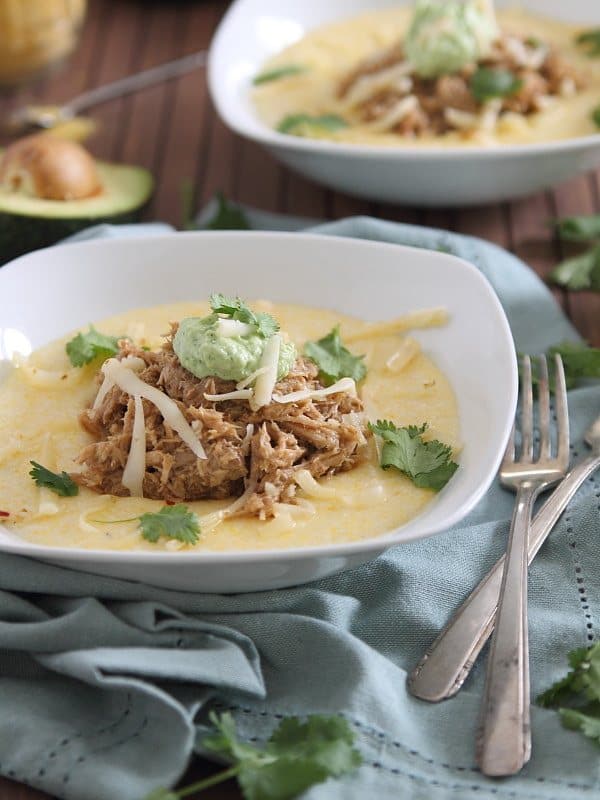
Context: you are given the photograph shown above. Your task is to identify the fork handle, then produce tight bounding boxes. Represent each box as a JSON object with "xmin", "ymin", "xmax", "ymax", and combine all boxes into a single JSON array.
[
  {"xmin": 476, "ymin": 482, "xmax": 536, "ymax": 776},
  {"xmin": 407, "ymin": 452, "xmax": 600, "ymax": 703}
]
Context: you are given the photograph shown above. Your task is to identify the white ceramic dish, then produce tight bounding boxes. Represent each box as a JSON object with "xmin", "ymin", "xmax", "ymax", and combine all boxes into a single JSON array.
[
  {"xmin": 0, "ymin": 232, "xmax": 517, "ymax": 592},
  {"xmin": 208, "ymin": 0, "xmax": 600, "ymax": 206}
]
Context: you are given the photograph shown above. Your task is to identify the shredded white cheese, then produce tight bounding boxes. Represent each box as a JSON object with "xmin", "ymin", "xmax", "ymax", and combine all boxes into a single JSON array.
[
  {"xmin": 95, "ymin": 358, "xmax": 206, "ymax": 459},
  {"xmin": 236, "ymin": 366, "xmax": 269, "ymax": 390},
  {"xmin": 385, "ymin": 337, "xmax": 421, "ymax": 373},
  {"xmin": 122, "ymin": 395, "xmax": 146, "ymax": 497},
  {"xmin": 273, "ymin": 377, "xmax": 356, "ymax": 405},
  {"xmin": 294, "ymin": 469, "xmax": 337, "ymax": 498},
  {"xmin": 251, "ymin": 334, "xmax": 281, "ymax": 410},
  {"xmin": 341, "ymin": 61, "xmax": 412, "ymax": 109},
  {"xmin": 204, "ymin": 389, "xmax": 253, "ymax": 402},
  {"xmin": 217, "ymin": 318, "xmax": 255, "ymax": 338},
  {"xmin": 365, "ymin": 95, "xmax": 419, "ymax": 133},
  {"xmin": 345, "ymin": 308, "xmax": 449, "ymax": 343}
]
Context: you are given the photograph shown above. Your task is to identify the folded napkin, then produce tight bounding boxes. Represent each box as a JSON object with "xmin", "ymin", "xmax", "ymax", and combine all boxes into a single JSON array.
[{"xmin": 2, "ymin": 216, "xmax": 600, "ymax": 800}]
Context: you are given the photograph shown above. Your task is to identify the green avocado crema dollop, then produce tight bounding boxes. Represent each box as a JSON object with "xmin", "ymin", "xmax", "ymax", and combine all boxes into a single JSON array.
[
  {"xmin": 173, "ymin": 314, "xmax": 297, "ymax": 383},
  {"xmin": 405, "ymin": 0, "xmax": 500, "ymax": 78}
]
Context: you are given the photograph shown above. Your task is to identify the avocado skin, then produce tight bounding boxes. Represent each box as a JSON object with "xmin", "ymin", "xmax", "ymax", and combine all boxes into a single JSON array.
[{"xmin": 0, "ymin": 208, "xmax": 145, "ymax": 265}]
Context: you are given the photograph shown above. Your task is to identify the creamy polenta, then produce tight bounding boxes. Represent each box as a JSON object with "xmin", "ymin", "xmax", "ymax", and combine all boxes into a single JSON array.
[
  {"xmin": 253, "ymin": 6, "xmax": 600, "ymax": 147},
  {"xmin": 0, "ymin": 302, "xmax": 460, "ymax": 552}
]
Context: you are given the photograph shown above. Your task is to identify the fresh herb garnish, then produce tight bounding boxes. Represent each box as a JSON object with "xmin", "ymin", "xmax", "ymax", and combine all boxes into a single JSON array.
[
  {"xmin": 576, "ymin": 29, "xmax": 600, "ymax": 57},
  {"xmin": 469, "ymin": 67, "xmax": 523, "ymax": 103},
  {"xmin": 550, "ymin": 246, "xmax": 600, "ymax": 291},
  {"xmin": 205, "ymin": 192, "xmax": 251, "ymax": 231},
  {"xmin": 304, "ymin": 326, "xmax": 367, "ymax": 386},
  {"xmin": 29, "ymin": 461, "xmax": 79, "ymax": 497},
  {"xmin": 143, "ymin": 711, "xmax": 361, "ymax": 800},
  {"xmin": 538, "ymin": 641, "xmax": 600, "ymax": 745},
  {"xmin": 554, "ymin": 214, "xmax": 600, "ymax": 243},
  {"xmin": 277, "ymin": 113, "xmax": 348, "ymax": 137},
  {"xmin": 92, "ymin": 504, "xmax": 200, "ymax": 545},
  {"xmin": 209, "ymin": 294, "xmax": 279, "ymax": 339},
  {"xmin": 525, "ymin": 36, "xmax": 543, "ymax": 49},
  {"xmin": 369, "ymin": 420, "xmax": 458, "ymax": 491},
  {"xmin": 253, "ymin": 64, "xmax": 306, "ymax": 85},
  {"xmin": 549, "ymin": 341, "xmax": 600, "ymax": 389},
  {"xmin": 592, "ymin": 106, "xmax": 600, "ymax": 129},
  {"xmin": 139, "ymin": 505, "xmax": 200, "ymax": 545},
  {"xmin": 66, "ymin": 326, "xmax": 121, "ymax": 367}
]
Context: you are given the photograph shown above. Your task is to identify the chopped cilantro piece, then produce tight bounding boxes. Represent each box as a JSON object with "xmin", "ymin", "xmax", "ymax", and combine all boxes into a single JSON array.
[
  {"xmin": 66, "ymin": 326, "xmax": 121, "ymax": 367},
  {"xmin": 538, "ymin": 641, "xmax": 600, "ymax": 745},
  {"xmin": 592, "ymin": 106, "xmax": 600, "ymax": 129},
  {"xmin": 205, "ymin": 193, "xmax": 251, "ymax": 231},
  {"xmin": 576, "ymin": 29, "xmax": 600, "ymax": 57},
  {"xmin": 554, "ymin": 214, "xmax": 600, "ymax": 243},
  {"xmin": 304, "ymin": 326, "xmax": 366, "ymax": 386},
  {"xmin": 470, "ymin": 67, "xmax": 523, "ymax": 103},
  {"xmin": 253, "ymin": 64, "xmax": 306, "ymax": 85},
  {"xmin": 548, "ymin": 341, "xmax": 600, "ymax": 389},
  {"xmin": 369, "ymin": 420, "xmax": 458, "ymax": 491},
  {"xmin": 209, "ymin": 294, "xmax": 279, "ymax": 339},
  {"xmin": 29, "ymin": 461, "xmax": 79, "ymax": 497},
  {"xmin": 277, "ymin": 113, "xmax": 348, "ymax": 137},
  {"xmin": 139, "ymin": 505, "xmax": 200, "ymax": 545},
  {"xmin": 550, "ymin": 246, "xmax": 600, "ymax": 291},
  {"xmin": 143, "ymin": 711, "xmax": 361, "ymax": 800}
]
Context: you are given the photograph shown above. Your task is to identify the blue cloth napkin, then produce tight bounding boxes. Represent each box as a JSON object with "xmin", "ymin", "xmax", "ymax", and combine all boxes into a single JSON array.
[{"xmin": 1, "ymin": 216, "xmax": 599, "ymax": 800}]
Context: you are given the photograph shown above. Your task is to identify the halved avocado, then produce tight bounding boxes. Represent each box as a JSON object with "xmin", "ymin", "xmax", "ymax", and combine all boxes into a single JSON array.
[{"xmin": 0, "ymin": 135, "xmax": 153, "ymax": 265}]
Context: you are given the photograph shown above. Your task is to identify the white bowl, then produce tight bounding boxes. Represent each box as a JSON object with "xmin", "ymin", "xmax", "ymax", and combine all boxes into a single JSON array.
[
  {"xmin": 208, "ymin": 0, "xmax": 600, "ymax": 206},
  {"xmin": 0, "ymin": 232, "xmax": 517, "ymax": 591}
]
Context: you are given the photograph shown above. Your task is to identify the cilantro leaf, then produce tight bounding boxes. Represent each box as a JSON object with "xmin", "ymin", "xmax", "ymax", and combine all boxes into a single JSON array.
[
  {"xmin": 576, "ymin": 29, "xmax": 600, "ymax": 57},
  {"xmin": 592, "ymin": 106, "xmax": 600, "ymax": 129},
  {"xmin": 205, "ymin": 193, "xmax": 251, "ymax": 231},
  {"xmin": 550, "ymin": 246, "xmax": 600, "ymax": 291},
  {"xmin": 470, "ymin": 67, "xmax": 523, "ymax": 103},
  {"xmin": 554, "ymin": 214, "xmax": 600, "ymax": 243},
  {"xmin": 369, "ymin": 420, "xmax": 458, "ymax": 491},
  {"xmin": 548, "ymin": 341, "xmax": 600, "ymax": 389},
  {"xmin": 29, "ymin": 461, "xmax": 79, "ymax": 497},
  {"xmin": 139, "ymin": 505, "xmax": 200, "ymax": 545},
  {"xmin": 253, "ymin": 64, "xmax": 306, "ymax": 85},
  {"xmin": 277, "ymin": 114, "xmax": 348, "ymax": 137},
  {"xmin": 209, "ymin": 294, "xmax": 279, "ymax": 339},
  {"xmin": 203, "ymin": 712, "xmax": 362, "ymax": 800},
  {"xmin": 537, "ymin": 642, "xmax": 600, "ymax": 746},
  {"xmin": 303, "ymin": 326, "xmax": 367, "ymax": 386},
  {"xmin": 66, "ymin": 326, "xmax": 121, "ymax": 367}
]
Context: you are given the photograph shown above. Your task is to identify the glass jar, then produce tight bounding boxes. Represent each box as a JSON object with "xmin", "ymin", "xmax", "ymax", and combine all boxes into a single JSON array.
[{"xmin": 0, "ymin": 0, "xmax": 87, "ymax": 88}]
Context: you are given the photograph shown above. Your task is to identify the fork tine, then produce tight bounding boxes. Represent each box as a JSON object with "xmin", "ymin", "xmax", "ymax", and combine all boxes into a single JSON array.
[
  {"xmin": 520, "ymin": 355, "xmax": 534, "ymax": 461},
  {"xmin": 537, "ymin": 355, "xmax": 551, "ymax": 459},
  {"xmin": 553, "ymin": 354, "xmax": 570, "ymax": 469},
  {"xmin": 502, "ymin": 421, "xmax": 516, "ymax": 467}
]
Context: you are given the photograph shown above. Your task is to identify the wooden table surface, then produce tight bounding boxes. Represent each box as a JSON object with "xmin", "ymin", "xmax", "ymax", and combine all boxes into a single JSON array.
[{"xmin": 1, "ymin": 1, "xmax": 599, "ymax": 798}]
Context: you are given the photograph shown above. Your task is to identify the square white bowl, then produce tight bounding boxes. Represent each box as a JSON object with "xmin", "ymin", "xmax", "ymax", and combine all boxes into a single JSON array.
[
  {"xmin": 208, "ymin": 0, "xmax": 600, "ymax": 206},
  {"xmin": 0, "ymin": 232, "xmax": 517, "ymax": 591}
]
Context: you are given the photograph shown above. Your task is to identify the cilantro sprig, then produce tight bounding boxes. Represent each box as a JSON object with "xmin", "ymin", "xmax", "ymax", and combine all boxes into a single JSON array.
[
  {"xmin": 144, "ymin": 711, "xmax": 361, "ymax": 800},
  {"xmin": 538, "ymin": 641, "xmax": 600, "ymax": 745},
  {"xmin": 369, "ymin": 421, "xmax": 458, "ymax": 491},
  {"xmin": 210, "ymin": 294, "xmax": 279, "ymax": 339},
  {"xmin": 469, "ymin": 67, "xmax": 523, "ymax": 103},
  {"xmin": 304, "ymin": 326, "xmax": 366, "ymax": 386},
  {"xmin": 29, "ymin": 461, "xmax": 79, "ymax": 497},
  {"xmin": 551, "ymin": 214, "xmax": 600, "ymax": 291},
  {"xmin": 93, "ymin": 504, "xmax": 200, "ymax": 545},
  {"xmin": 253, "ymin": 64, "xmax": 306, "ymax": 85},
  {"xmin": 533, "ymin": 341, "xmax": 600, "ymax": 390},
  {"xmin": 277, "ymin": 113, "xmax": 348, "ymax": 137},
  {"xmin": 66, "ymin": 326, "xmax": 121, "ymax": 367}
]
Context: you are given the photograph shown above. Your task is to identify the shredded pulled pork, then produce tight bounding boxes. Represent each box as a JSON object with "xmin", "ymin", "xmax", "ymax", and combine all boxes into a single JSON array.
[
  {"xmin": 74, "ymin": 335, "xmax": 369, "ymax": 519},
  {"xmin": 338, "ymin": 33, "xmax": 586, "ymax": 137}
]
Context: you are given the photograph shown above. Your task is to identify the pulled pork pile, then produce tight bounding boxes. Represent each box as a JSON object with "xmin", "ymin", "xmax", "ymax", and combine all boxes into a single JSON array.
[
  {"xmin": 338, "ymin": 34, "xmax": 586, "ymax": 137},
  {"xmin": 75, "ymin": 336, "xmax": 369, "ymax": 518}
]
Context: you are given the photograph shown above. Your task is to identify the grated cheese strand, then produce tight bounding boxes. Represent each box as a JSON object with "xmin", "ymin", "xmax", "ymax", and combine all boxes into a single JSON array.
[
  {"xmin": 272, "ymin": 377, "xmax": 356, "ymax": 405},
  {"xmin": 122, "ymin": 395, "xmax": 146, "ymax": 497},
  {"xmin": 204, "ymin": 389, "xmax": 253, "ymax": 402},
  {"xmin": 217, "ymin": 318, "xmax": 255, "ymax": 338},
  {"xmin": 251, "ymin": 334, "xmax": 281, "ymax": 410},
  {"xmin": 98, "ymin": 358, "xmax": 206, "ymax": 459},
  {"xmin": 344, "ymin": 308, "xmax": 449, "ymax": 343}
]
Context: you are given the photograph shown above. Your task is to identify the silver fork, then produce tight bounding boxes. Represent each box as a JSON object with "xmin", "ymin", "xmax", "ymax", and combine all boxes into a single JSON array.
[{"xmin": 476, "ymin": 354, "xmax": 569, "ymax": 776}]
